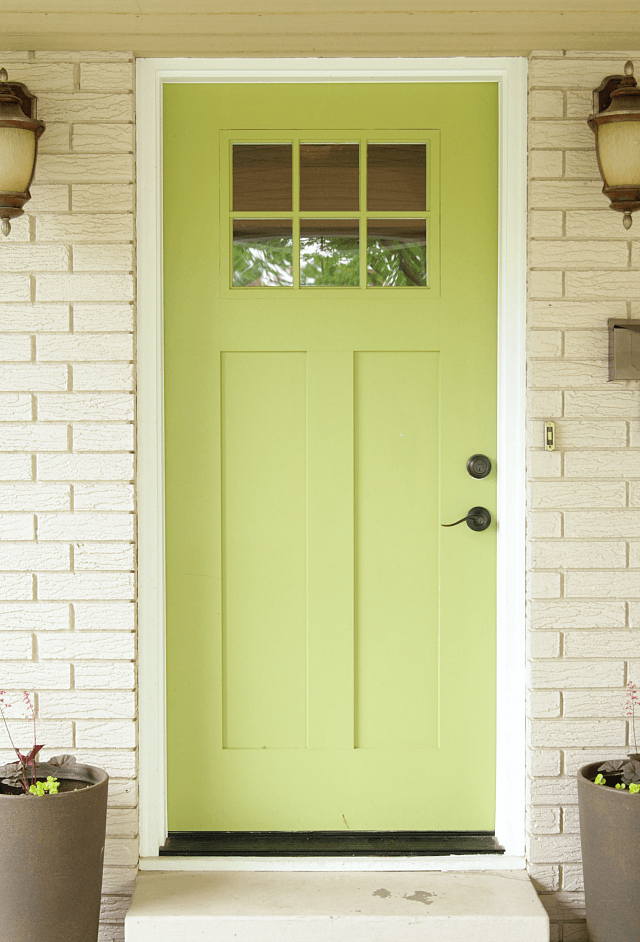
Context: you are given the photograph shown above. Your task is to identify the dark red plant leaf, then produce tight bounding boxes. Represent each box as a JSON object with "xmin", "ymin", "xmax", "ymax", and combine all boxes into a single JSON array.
[
  {"xmin": 622, "ymin": 758, "xmax": 640, "ymax": 785},
  {"xmin": 599, "ymin": 759, "xmax": 626, "ymax": 773},
  {"xmin": 25, "ymin": 744, "xmax": 44, "ymax": 763}
]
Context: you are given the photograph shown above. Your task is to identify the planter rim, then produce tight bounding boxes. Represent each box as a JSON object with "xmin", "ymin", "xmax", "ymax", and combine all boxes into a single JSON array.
[
  {"xmin": 578, "ymin": 760, "xmax": 640, "ymax": 801},
  {"xmin": 0, "ymin": 762, "xmax": 108, "ymax": 801}
]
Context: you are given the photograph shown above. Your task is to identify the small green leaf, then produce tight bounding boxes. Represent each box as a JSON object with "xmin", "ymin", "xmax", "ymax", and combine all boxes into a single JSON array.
[
  {"xmin": 28, "ymin": 780, "xmax": 47, "ymax": 796},
  {"xmin": 594, "ymin": 773, "xmax": 606, "ymax": 785},
  {"xmin": 616, "ymin": 782, "xmax": 627, "ymax": 789},
  {"xmin": 630, "ymin": 783, "xmax": 640, "ymax": 794}
]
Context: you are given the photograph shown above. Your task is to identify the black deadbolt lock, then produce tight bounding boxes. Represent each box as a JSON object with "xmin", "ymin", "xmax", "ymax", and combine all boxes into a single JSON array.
[{"xmin": 467, "ymin": 454, "xmax": 492, "ymax": 479}]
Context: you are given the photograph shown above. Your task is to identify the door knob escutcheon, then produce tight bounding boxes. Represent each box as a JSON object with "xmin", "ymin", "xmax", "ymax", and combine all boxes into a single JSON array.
[{"xmin": 442, "ymin": 506, "xmax": 492, "ymax": 531}]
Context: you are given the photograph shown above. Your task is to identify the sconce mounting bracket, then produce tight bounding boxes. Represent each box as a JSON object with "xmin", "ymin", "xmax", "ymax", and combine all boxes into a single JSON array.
[
  {"xmin": 0, "ymin": 80, "xmax": 37, "ymax": 120},
  {"xmin": 593, "ymin": 73, "xmax": 631, "ymax": 115}
]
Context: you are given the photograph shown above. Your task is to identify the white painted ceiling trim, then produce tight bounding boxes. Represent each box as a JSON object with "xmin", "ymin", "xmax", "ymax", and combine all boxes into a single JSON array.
[{"xmin": 136, "ymin": 56, "xmax": 528, "ymax": 866}]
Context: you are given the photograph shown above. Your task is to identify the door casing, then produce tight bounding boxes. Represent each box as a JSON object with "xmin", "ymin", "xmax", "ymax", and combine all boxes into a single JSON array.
[{"xmin": 136, "ymin": 55, "xmax": 528, "ymax": 866}]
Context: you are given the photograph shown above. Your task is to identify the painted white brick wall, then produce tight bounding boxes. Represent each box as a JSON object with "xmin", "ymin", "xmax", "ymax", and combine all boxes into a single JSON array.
[
  {"xmin": 0, "ymin": 50, "xmax": 136, "ymax": 942},
  {"xmin": 2, "ymin": 44, "xmax": 637, "ymax": 942},
  {"xmin": 528, "ymin": 50, "xmax": 640, "ymax": 942}
]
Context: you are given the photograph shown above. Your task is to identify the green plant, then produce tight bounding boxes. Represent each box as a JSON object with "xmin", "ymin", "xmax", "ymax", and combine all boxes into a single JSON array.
[
  {"xmin": 0, "ymin": 690, "xmax": 59, "ymax": 796},
  {"xmin": 29, "ymin": 776, "xmax": 59, "ymax": 796},
  {"xmin": 595, "ymin": 682, "xmax": 640, "ymax": 790}
]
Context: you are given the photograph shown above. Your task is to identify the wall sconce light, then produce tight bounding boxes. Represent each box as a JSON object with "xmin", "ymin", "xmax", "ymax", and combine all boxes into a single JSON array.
[
  {"xmin": 589, "ymin": 61, "xmax": 640, "ymax": 230},
  {"xmin": 0, "ymin": 68, "xmax": 45, "ymax": 237}
]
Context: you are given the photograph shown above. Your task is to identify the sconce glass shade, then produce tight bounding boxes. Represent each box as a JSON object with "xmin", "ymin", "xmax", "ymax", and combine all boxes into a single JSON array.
[
  {"xmin": 589, "ymin": 61, "xmax": 640, "ymax": 227},
  {"xmin": 0, "ymin": 128, "xmax": 36, "ymax": 192},
  {"xmin": 0, "ymin": 68, "xmax": 45, "ymax": 236},
  {"xmin": 597, "ymin": 120, "xmax": 640, "ymax": 187}
]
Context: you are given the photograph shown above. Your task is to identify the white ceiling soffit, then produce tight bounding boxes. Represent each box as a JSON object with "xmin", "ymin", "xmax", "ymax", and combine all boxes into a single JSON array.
[{"xmin": 0, "ymin": 0, "xmax": 639, "ymax": 56}]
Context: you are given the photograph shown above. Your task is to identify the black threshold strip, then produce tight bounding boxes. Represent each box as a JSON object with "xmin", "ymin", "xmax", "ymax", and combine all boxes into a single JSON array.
[{"xmin": 160, "ymin": 831, "xmax": 505, "ymax": 856}]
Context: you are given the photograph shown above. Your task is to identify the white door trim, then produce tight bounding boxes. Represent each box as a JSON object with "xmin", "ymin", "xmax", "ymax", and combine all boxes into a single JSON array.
[{"xmin": 136, "ymin": 56, "xmax": 528, "ymax": 865}]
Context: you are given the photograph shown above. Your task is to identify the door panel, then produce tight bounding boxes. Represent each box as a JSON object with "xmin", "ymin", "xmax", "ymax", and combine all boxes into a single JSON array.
[
  {"xmin": 354, "ymin": 352, "xmax": 439, "ymax": 750},
  {"xmin": 222, "ymin": 352, "xmax": 308, "ymax": 750},
  {"xmin": 163, "ymin": 81, "xmax": 498, "ymax": 831}
]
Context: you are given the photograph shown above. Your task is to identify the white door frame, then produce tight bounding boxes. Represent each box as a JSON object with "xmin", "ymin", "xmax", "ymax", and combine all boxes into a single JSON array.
[{"xmin": 136, "ymin": 56, "xmax": 528, "ymax": 868}]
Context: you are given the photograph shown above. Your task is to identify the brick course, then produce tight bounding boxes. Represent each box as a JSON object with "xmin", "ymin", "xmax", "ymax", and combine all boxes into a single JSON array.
[
  {"xmin": 528, "ymin": 49, "xmax": 640, "ymax": 941},
  {"xmin": 0, "ymin": 50, "xmax": 135, "ymax": 942}
]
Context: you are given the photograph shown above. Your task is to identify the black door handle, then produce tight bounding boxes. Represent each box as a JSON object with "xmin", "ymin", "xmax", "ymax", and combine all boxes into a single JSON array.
[{"xmin": 442, "ymin": 506, "xmax": 491, "ymax": 532}]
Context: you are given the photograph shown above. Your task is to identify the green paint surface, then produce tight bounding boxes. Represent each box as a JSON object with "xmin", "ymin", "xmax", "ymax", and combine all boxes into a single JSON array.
[{"xmin": 164, "ymin": 82, "xmax": 498, "ymax": 830}]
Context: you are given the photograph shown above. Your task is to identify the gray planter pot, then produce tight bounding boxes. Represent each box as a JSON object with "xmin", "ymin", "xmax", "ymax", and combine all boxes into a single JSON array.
[
  {"xmin": 0, "ymin": 761, "xmax": 108, "ymax": 942},
  {"xmin": 578, "ymin": 761, "xmax": 640, "ymax": 942}
]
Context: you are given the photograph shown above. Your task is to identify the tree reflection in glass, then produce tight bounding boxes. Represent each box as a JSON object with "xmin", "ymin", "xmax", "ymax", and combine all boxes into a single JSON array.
[
  {"xmin": 367, "ymin": 220, "xmax": 427, "ymax": 287},
  {"xmin": 300, "ymin": 219, "xmax": 359, "ymax": 287},
  {"xmin": 232, "ymin": 219, "xmax": 293, "ymax": 287}
]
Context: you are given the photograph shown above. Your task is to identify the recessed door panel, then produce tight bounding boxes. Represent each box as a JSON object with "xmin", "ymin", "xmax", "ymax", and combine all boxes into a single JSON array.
[
  {"xmin": 222, "ymin": 352, "xmax": 308, "ymax": 750},
  {"xmin": 354, "ymin": 352, "xmax": 439, "ymax": 750}
]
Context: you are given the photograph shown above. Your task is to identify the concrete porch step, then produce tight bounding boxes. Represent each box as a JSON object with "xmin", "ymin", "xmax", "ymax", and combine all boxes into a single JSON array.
[{"xmin": 125, "ymin": 869, "xmax": 550, "ymax": 942}]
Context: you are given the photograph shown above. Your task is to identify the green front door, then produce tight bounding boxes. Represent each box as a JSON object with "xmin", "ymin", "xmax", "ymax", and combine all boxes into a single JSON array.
[{"xmin": 164, "ymin": 81, "xmax": 498, "ymax": 832}]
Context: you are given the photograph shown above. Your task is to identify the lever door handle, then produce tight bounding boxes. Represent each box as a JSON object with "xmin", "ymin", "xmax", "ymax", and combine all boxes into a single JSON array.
[{"xmin": 442, "ymin": 506, "xmax": 491, "ymax": 532}]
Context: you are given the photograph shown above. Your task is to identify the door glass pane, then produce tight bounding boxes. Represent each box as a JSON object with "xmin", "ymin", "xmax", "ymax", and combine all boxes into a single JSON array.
[
  {"xmin": 233, "ymin": 144, "xmax": 293, "ymax": 211},
  {"xmin": 300, "ymin": 219, "xmax": 359, "ymax": 287},
  {"xmin": 367, "ymin": 219, "xmax": 426, "ymax": 287},
  {"xmin": 233, "ymin": 219, "xmax": 293, "ymax": 287},
  {"xmin": 300, "ymin": 144, "xmax": 360, "ymax": 211},
  {"xmin": 367, "ymin": 144, "xmax": 426, "ymax": 211}
]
